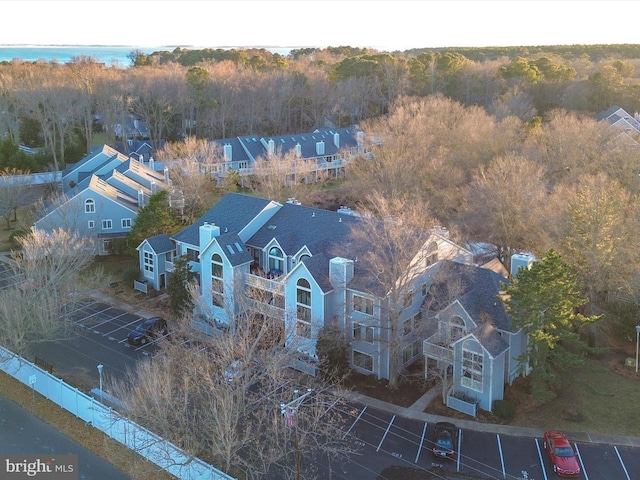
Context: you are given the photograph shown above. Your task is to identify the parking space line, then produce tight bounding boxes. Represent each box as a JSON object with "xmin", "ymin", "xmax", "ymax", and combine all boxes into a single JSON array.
[
  {"xmin": 614, "ymin": 446, "xmax": 631, "ymax": 480},
  {"xmin": 415, "ymin": 422, "xmax": 427, "ymax": 463},
  {"xmin": 534, "ymin": 438, "xmax": 548, "ymax": 480},
  {"xmin": 342, "ymin": 406, "xmax": 366, "ymax": 440},
  {"xmin": 105, "ymin": 318, "xmax": 144, "ymax": 337},
  {"xmin": 376, "ymin": 415, "xmax": 395, "ymax": 452},
  {"xmin": 72, "ymin": 305, "xmax": 113, "ymax": 324},
  {"xmin": 496, "ymin": 434, "xmax": 505, "ymax": 479},
  {"xmin": 92, "ymin": 311, "xmax": 129, "ymax": 329},
  {"xmin": 574, "ymin": 444, "xmax": 588, "ymax": 480}
]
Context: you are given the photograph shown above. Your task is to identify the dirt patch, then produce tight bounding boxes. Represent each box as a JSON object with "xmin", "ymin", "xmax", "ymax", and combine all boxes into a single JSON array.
[{"xmin": 345, "ymin": 360, "xmax": 436, "ymax": 408}]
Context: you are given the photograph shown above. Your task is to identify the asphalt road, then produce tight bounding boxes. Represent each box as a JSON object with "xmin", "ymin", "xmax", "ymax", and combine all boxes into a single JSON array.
[{"xmin": 0, "ymin": 394, "xmax": 132, "ymax": 480}]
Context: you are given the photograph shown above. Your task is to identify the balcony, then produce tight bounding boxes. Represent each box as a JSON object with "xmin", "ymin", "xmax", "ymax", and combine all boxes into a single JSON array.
[
  {"xmin": 423, "ymin": 333, "xmax": 454, "ymax": 363},
  {"xmin": 245, "ymin": 272, "xmax": 283, "ymax": 293},
  {"xmin": 245, "ymin": 298, "xmax": 285, "ymax": 319}
]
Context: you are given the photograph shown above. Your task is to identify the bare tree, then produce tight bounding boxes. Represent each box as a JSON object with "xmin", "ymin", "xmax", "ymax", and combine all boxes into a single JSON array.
[
  {"xmin": 110, "ymin": 298, "xmax": 356, "ymax": 479},
  {"xmin": 250, "ymin": 147, "xmax": 317, "ymax": 202},
  {"xmin": 0, "ymin": 168, "xmax": 31, "ymax": 229},
  {"xmin": 339, "ymin": 193, "xmax": 444, "ymax": 390},
  {"xmin": 0, "ymin": 228, "xmax": 102, "ymax": 358}
]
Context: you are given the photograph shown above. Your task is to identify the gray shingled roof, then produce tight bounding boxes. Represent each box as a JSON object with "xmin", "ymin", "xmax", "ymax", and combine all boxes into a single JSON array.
[
  {"xmin": 214, "ymin": 232, "xmax": 253, "ymax": 267},
  {"xmin": 143, "ymin": 234, "xmax": 175, "ymax": 253},
  {"xmin": 299, "ymin": 253, "xmax": 334, "ymax": 293},
  {"xmin": 463, "ymin": 322, "xmax": 510, "ymax": 358},
  {"xmin": 425, "ymin": 260, "xmax": 512, "ymax": 331},
  {"xmin": 173, "ymin": 193, "xmax": 273, "ymax": 246}
]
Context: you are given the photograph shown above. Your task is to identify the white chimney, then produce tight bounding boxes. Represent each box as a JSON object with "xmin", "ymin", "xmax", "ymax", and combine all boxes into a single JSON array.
[
  {"xmin": 511, "ymin": 252, "xmax": 535, "ymax": 278},
  {"xmin": 164, "ymin": 166, "xmax": 170, "ymax": 184},
  {"xmin": 316, "ymin": 141, "xmax": 325, "ymax": 155},
  {"xmin": 199, "ymin": 222, "xmax": 221, "ymax": 248},
  {"xmin": 333, "ymin": 132, "xmax": 339, "ymax": 148},
  {"xmin": 223, "ymin": 144, "xmax": 232, "ymax": 161},
  {"xmin": 137, "ymin": 189, "xmax": 144, "ymax": 207},
  {"xmin": 150, "ymin": 180, "xmax": 157, "ymax": 193},
  {"xmin": 149, "ymin": 156, "xmax": 155, "ymax": 170},
  {"xmin": 295, "ymin": 143, "xmax": 302, "ymax": 158},
  {"xmin": 268, "ymin": 139, "xmax": 275, "ymax": 155},
  {"xmin": 329, "ymin": 257, "xmax": 354, "ymax": 288}
]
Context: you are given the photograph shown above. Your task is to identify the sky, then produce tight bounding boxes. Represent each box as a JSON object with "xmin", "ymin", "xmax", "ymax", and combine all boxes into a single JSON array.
[{"xmin": 2, "ymin": 1, "xmax": 639, "ymax": 51}]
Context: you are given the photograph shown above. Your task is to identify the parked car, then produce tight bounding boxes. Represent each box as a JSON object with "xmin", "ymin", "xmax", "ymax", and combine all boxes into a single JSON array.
[
  {"xmin": 127, "ymin": 317, "xmax": 167, "ymax": 346},
  {"xmin": 432, "ymin": 421, "xmax": 458, "ymax": 459},
  {"xmin": 543, "ymin": 430, "xmax": 581, "ymax": 477}
]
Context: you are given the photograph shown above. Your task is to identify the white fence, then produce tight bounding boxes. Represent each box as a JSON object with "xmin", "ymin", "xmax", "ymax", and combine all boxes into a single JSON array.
[
  {"xmin": 446, "ymin": 394, "xmax": 477, "ymax": 417},
  {"xmin": 0, "ymin": 346, "xmax": 234, "ymax": 480}
]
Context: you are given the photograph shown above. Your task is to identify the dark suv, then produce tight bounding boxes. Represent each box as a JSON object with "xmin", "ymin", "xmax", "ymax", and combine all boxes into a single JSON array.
[
  {"xmin": 432, "ymin": 422, "xmax": 458, "ymax": 459},
  {"xmin": 127, "ymin": 317, "xmax": 167, "ymax": 346}
]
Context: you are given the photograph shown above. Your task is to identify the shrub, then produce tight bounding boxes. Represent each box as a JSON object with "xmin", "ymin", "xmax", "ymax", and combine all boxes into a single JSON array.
[{"xmin": 493, "ymin": 399, "xmax": 515, "ymax": 421}]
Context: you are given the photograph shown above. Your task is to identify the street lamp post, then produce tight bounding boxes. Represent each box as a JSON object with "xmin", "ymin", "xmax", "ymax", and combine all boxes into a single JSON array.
[
  {"xmin": 97, "ymin": 364, "xmax": 104, "ymax": 395},
  {"xmin": 281, "ymin": 388, "xmax": 312, "ymax": 480},
  {"xmin": 635, "ymin": 326, "xmax": 640, "ymax": 373}
]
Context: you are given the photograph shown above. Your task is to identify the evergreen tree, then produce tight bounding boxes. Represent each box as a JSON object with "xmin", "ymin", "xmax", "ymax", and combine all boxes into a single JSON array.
[
  {"xmin": 167, "ymin": 254, "xmax": 196, "ymax": 316},
  {"xmin": 126, "ymin": 190, "xmax": 181, "ymax": 255},
  {"xmin": 503, "ymin": 249, "xmax": 602, "ymax": 402}
]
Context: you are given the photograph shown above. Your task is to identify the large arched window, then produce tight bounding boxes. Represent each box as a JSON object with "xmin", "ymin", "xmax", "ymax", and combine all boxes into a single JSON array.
[
  {"xmin": 426, "ymin": 241, "xmax": 438, "ymax": 267},
  {"xmin": 84, "ymin": 198, "xmax": 95, "ymax": 213},
  {"xmin": 296, "ymin": 278, "xmax": 311, "ymax": 338},
  {"xmin": 462, "ymin": 341, "xmax": 483, "ymax": 392},
  {"xmin": 268, "ymin": 246, "xmax": 284, "ymax": 273},
  {"xmin": 212, "ymin": 253, "xmax": 224, "ymax": 307}
]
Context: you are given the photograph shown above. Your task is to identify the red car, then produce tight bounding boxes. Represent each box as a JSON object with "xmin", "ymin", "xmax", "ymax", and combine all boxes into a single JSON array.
[{"xmin": 543, "ymin": 430, "xmax": 581, "ymax": 477}]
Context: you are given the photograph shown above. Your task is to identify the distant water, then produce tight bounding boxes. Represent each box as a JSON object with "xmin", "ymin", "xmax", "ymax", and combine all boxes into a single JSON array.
[{"xmin": 0, "ymin": 45, "xmax": 295, "ymax": 67}]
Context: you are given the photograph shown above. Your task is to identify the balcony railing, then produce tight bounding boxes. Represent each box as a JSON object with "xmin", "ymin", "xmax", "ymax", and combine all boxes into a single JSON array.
[
  {"xmin": 423, "ymin": 333, "xmax": 454, "ymax": 363},
  {"xmin": 245, "ymin": 298, "xmax": 285, "ymax": 319},
  {"xmin": 245, "ymin": 272, "xmax": 283, "ymax": 292}
]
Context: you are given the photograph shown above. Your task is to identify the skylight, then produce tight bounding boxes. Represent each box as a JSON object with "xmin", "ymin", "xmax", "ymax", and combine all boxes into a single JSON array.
[{"xmin": 226, "ymin": 245, "xmax": 235, "ymax": 255}]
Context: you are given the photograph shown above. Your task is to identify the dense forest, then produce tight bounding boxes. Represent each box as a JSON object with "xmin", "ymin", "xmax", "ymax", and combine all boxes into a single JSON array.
[
  {"xmin": 1, "ymin": 43, "xmax": 640, "ymax": 170},
  {"xmin": 1, "ymin": 44, "xmax": 640, "ymax": 326}
]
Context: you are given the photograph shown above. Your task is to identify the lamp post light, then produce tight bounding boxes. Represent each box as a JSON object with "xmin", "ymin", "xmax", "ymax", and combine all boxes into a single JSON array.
[
  {"xmin": 281, "ymin": 388, "xmax": 312, "ymax": 480},
  {"xmin": 97, "ymin": 364, "xmax": 104, "ymax": 395},
  {"xmin": 635, "ymin": 326, "xmax": 640, "ymax": 373}
]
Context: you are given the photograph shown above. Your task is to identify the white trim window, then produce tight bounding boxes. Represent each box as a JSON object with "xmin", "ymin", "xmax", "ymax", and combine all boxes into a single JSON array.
[
  {"xmin": 143, "ymin": 251, "xmax": 154, "ymax": 277},
  {"xmin": 353, "ymin": 350, "xmax": 373, "ymax": 372},
  {"xmin": 402, "ymin": 340, "xmax": 421, "ymax": 364},
  {"xmin": 353, "ymin": 322, "xmax": 374, "ymax": 343},
  {"xmin": 268, "ymin": 246, "xmax": 284, "ymax": 273},
  {"xmin": 426, "ymin": 241, "xmax": 438, "ymax": 267},
  {"xmin": 121, "ymin": 218, "xmax": 132, "ymax": 228},
  {"xmin": 296, "ymin": 278, "xmax": 312, "ymax": 338},
  {"xmin": 462, "ymin": 347, "xmax": 483, "ymax": 392},
  {"xmin": 87, "ymin": 220, "xmax": 95, "ymax": 229},
  {"xmin": 102, "ymin": 219, "xmax": 112, "ymax": 230},
  {"xmin": 353, "ymin": 294, "xmax": 373, "ymax": 315},
  {"xmin": 85, "ymin": 198, "xmax": 95, "ymax": 213},
  {"xmin": 211, "ymin": 253, "xmax": 224, "ymax": 307}
]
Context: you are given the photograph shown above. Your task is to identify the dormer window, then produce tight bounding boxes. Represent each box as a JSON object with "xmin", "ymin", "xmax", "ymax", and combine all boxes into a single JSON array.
[
  {"xmin": 268, "ymin": 247, "xmax": 284, "ymax": 274},
  {"xmin": 426, "ymin": 241, "xmax": 438, "ymax": 267}
]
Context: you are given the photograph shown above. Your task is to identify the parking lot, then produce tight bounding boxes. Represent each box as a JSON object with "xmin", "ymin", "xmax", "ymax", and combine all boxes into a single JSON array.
[
  {"xmin": 337, "ymin": 405, "xmax": 640, "ymax": 479},
  {"xmin": 31, "ymin": 297, "xmax": 165, "ymax": 390},
  {"xmin": 3, "ymin": 260, "xmax": 640, "ymax": 479}
]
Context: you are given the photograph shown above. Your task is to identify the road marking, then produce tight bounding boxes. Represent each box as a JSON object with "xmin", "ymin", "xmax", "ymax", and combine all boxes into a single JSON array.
[
  {"xmin": 574, "ymin": 443, "xmax": 588, "ymax": 480},
  {"xmin": 415, "ymin": 422, "xmax": 427, "ymax": 463},
  {"xmin": 376, "ymin": 415, "xmax": 395, "ymax": 452},
  {"xmin": 534, "ymin": 438, "xmax": 548, "ymax": 480},
  {"xmin": 342, "ymin": 406, "xmax": 366, "ymax": 439},
  {"xmin": 614, "ymin": 446, "xmax": 631, "ymax": 480},
  {"xmin": 496, "ymin": 434, "xmax": 506, "ymax": 479}
]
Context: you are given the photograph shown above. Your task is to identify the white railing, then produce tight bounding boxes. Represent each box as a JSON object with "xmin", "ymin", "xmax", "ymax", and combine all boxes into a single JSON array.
[
  {"xmin": 245, "ymin": 273, "xmax": 282, "ymax": 292},
  {"xmin": 446, "ymin": 394, "xmax": 477, "ymax": 417},
  {"xmin": 0, "ymin": 346, "xmax": 234, "ymax": 480},
  {"xmin": 423, "ymin": 334, "xmax": 454, "ymax": 363}
]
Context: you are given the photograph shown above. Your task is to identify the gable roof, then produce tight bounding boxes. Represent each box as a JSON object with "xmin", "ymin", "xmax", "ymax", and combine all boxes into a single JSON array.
[
  {"xmin": 425, "ymin": 260, "xmax": 512, "ymax": 331},
  {"xmin": 173, "ymin": 193, "xmax": 274, "ymax": 246},
  {"xmin": 211, "ymin": 232, "xmax": 253, "ymax": 267},
  {"xmin": 139, "ymin": 234, "xmax": 175, "ymax": 254},
  {"xmin": 456, "ymin": 322, "xmax": 510, "ymax": 358}
]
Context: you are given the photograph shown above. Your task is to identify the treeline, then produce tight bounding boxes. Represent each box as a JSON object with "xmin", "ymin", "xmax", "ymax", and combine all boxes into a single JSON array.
[{"xmin": 1, "ymin": 44, "xmax": 640, "ymax": 170}]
